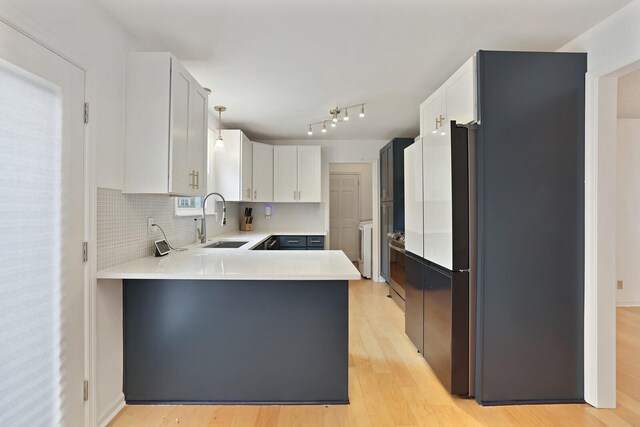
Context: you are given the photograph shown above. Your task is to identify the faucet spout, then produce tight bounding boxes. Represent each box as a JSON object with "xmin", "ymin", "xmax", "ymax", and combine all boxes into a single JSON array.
[{"xmin": 200, "ymin": 192, "xmax": 227, "ymax": 243}]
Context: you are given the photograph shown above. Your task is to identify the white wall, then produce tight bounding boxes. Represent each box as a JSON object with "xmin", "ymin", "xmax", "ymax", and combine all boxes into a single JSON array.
[
  {"xmin": 559, "ymin": 0, "xmax": 640, "ymax": 408},
  {"xmin": 0, "ymin": 0, "xmax": 142, "ymax": 190},
  {"xmin": 330, "ymin": 163, "xmax": 374, "ymax": 221},
  {"xmin": 616, "ymin": 119, "xmax": 640, "ymax": 306}
]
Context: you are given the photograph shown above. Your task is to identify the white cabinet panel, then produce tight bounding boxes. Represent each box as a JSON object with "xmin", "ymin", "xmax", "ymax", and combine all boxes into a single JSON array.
[
  {"xmin": 298, "ymin": 146, "xmax": 321, "ymax": 202},
  {"xmin": 420, "ymin": 91, "xmax": 443, "ymax": 137},
  {"xmin": 213, "ymin": 130, "xmax": 242, "ymax": 201},
  {"xmin": 252, "ymin": 141, "xmax": 273, "ymax": 202},
  {"xmin": 444, "ymin": 55, "xmax": 477, "ymax": 126},
  {"xmin": 274, "ymin": 146, "xmax": 298, "ymax": 202},
  {"xmin": 169, "ymin": 61, "xmax": 191, "ymax": 195},
  {"xmin": 241, "ymin": 134, "xmax": 253, "ymax": 201},
  {"xmin": 404, "ymin": 137, "xmax": 424, "ymax": 257},
  {"xmin": 187, "ymin": 84, "xmax": 208, "ymax": 196}
]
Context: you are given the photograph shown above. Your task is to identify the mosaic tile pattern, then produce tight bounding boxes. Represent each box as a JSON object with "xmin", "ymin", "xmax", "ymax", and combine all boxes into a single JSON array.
[{"xmin": 97, "ymin": 188, "xmax": 239, "ymax": 270}]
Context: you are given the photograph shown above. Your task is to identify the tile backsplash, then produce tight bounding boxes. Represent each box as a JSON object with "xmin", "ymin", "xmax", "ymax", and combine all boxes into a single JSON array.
[{"xmin": 97, "ymin": 188, "xmax": 239, "ymax": 270}]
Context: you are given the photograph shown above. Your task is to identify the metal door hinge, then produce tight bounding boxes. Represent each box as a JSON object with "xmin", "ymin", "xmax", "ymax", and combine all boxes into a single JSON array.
[
  {"xmin": 84, "ymin": 103, "xmax": 89, "ymax": 124},
  {"xmin": 82, "ymin": 242, "xmax": 88, "ymax": 263},
  {"xmin": 83, "ymin": 380, "xmax": 89, "ymax": 401}
]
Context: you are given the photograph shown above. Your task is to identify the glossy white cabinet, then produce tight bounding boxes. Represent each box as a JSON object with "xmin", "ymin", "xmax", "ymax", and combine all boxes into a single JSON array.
[
  {"xmin": 404, "ymin": 137, "xmax": 424, "ymax": 257},
  {"xmin": 274, "ymin": 145, "xmax": 321, "ymax": 203},
  {"xmin": 124, "ymin": 52, "xmax": 208, "ymax": 196},
  {"xmin": 252, "ymin": 142, "xmax": 273, "ymax": 202}
]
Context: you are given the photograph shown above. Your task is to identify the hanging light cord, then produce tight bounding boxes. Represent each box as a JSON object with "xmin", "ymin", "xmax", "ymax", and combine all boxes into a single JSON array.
[{"xmin": 152, "ymin": 223, "xmax": 188, "ymax": 252}]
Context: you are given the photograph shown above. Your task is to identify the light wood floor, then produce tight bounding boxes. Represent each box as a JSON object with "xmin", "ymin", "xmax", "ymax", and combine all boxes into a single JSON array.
[{"xmin": 110, "ymin": 280, "xmax": 640, "ymax": 426}]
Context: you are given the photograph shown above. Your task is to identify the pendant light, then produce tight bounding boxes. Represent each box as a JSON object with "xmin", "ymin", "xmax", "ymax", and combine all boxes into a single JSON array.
[
  {"xmin": 214, "ymin": 106, "xmax": 226, "ymax": 151},
  {"xmin": 343, "ymin": 108, "xmax": 349, "ymax": 121},
  {"xmin": 308, "ymin": 125, "xmax": 313, "ymax": 136},
  {"xmin": 359, "ymin": 104, "xmax": 365, "ymax": 118},
  {"xmin": 322, "ymin": 122, "xmax": 327, "ymax": 133}
]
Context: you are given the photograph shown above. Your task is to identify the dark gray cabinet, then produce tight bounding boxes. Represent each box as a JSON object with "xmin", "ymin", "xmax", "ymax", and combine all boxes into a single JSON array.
[
  {"xmin": 278, "ymin": 235, "xmax": 325, "ymax": 250},
  {"xmin": 379, "ymin": 138, "xmax": 413, "ymax": 281},
  {"xmin": 405, "ymin": 253, "xmax": 425, "ymax": 354}
]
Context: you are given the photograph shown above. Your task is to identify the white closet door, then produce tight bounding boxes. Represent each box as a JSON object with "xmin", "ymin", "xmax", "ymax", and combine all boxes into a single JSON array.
[{"xmin": 0, "ymin": 20, "xmax": 86, "ymax": 426}]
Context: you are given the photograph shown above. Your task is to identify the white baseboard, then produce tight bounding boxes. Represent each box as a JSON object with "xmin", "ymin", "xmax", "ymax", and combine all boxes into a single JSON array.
[
  {"xmin": 99, "ymin": 393, "xmax": 125, "ymax": 427},
  {"xmin": 617, "ymin": 301, "xmax": 640, "ymax": 307}
]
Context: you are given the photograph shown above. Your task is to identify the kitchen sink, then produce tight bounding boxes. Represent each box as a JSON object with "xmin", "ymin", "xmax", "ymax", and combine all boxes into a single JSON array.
[{"xmin": 203, "ymin": 241, "xmax": 249, "ymax": 249}]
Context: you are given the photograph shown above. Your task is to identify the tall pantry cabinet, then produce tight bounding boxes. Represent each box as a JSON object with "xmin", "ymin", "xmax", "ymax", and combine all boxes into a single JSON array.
[{"xmin": 379, "ymin": 138, "xmax": 413, "ymax": 281}]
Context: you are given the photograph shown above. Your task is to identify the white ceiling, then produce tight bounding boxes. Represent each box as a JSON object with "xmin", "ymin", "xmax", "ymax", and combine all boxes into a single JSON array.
[
  {"xmin": 96, "ymin": 0, "xmax": 631, "ymax": 141},
  {"xmin": 619, "ymin": 68, "xmax": 640, "ymax": 118}
]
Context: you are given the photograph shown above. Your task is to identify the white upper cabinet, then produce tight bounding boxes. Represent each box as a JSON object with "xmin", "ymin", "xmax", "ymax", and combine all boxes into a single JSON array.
[
  {"xmin": 124, "ymin": 52, "xmax": 208, "ymax": 196},
  {"xmin": 212, "ymin": 130, "xmax": 252, "ymax": 201},
  {"xmin": 274, "ymin": 145, "xmax": 321, "ymax": 203},
  {"xmin": 297, "ymin": 146, "xmax": 322, "ymax": 202},
  {"xmin": 404, "ymin": 137, "xmax": 424, "ymax": 257},
  {"xmin": 211, "ymin": 131, "xmax": 275, "ymax": 202},
  {"xmin": 252, "ymin": 142, "xmax": 273, "ymax": 202},
  {"xmin": 273, "ymin": 146, "xmax": 298, "ymax": 202},
  {"xmin": 443, "ymin": 55, "xmax": 477, "ymax": 127},
  {"xmin": 419, "ymin": 54, "xmax": 477, "ymax": 138}
]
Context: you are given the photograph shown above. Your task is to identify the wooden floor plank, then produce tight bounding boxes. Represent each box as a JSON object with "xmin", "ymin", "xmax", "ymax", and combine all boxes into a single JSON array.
[{"xmin": 109, "ymin": 281, "xmax": 640, "ymax": 427}]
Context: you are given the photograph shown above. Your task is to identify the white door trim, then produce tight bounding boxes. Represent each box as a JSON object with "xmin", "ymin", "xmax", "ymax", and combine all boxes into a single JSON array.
[
  {"xmin": 584, "ymin": 63, "xmax": 640, "ymax": 408},
  {"xmin": 0, "ymin": 5, "xmax": 98, "ymax": 425}
]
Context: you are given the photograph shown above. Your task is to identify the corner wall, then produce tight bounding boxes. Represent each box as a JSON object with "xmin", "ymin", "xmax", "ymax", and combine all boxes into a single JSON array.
[{"xmin": 616, "ymin": 119, "xmax": 640, "ymax": 306}]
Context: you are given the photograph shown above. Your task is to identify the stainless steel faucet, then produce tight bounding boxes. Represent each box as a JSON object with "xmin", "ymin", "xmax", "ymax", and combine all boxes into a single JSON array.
[{"xmin": 198, "ymin": 192, "xmax": 226, "ymax": 243}]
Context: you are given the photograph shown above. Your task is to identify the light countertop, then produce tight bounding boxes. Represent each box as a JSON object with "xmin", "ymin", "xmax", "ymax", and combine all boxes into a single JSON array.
[{"xmin": 97, "ymin": 230, "xmax": 361, "ymax": 281}]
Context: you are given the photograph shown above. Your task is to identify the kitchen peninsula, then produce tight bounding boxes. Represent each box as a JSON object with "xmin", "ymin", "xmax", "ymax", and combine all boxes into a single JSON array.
[{"xmin": 97, "ymin": 233, "xmax": 360, "ymax": 405}]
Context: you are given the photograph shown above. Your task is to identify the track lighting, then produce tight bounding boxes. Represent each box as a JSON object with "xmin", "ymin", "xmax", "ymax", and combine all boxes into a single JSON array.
[{"xmin": 305, "ymin": 103, "xmax": 366, "ymax": 135}]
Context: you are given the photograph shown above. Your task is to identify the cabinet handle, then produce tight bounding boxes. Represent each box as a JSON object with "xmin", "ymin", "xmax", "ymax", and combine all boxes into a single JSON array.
[
  {"xmin": 246, "ymin": 188, "xmax": 251, "ymax": 199},
  {"xmin": 195, "ymin": 171, "xmax": 199, "ymax": 189},
  {"xmin": 293, "ymin": 190, "xmax": 296, "ymax": 200},
  {"xmin": 310, "ymin": 240, "xmax": 320, "ymax": 243},
  {"xmin": 254, "ymin": 189, "xmax": 257, "ymax": 199},
  {"xmin": 288, "ymin": 240, "xmax": 299, "ymax": 244},
  {"xmin": 189, "ymin": 170, "xmax": 197, "ymax": 189},
  {"xmin": 297, "ymin": 190, "xmax": 301, "ymax": 200},
  {"xmin": 435, "ymin": 117, "xmax": 439, "ymax": 129}
]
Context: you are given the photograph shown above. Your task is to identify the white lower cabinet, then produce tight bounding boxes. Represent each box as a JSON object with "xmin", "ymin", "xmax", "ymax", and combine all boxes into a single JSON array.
[{"xmin": 274, "ymin": 145, "xmax": 321, "ymax": 203}]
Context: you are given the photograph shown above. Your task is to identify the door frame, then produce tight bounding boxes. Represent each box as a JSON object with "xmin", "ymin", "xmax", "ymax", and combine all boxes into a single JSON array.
[
  {"xmin": 329, "ymin": 172, "xmax": 361, "ymax": 260},
  {"xmin": 0, "ymin": 6, "xmax": 97, "ymax": 425}
]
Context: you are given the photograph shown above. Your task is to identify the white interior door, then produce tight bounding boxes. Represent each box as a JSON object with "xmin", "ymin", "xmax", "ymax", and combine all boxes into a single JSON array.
[
  {"xmin": 0, "ymin": 20, "xmax": 86, "ymax": 426},
  {"xmin": 330, "ymin": 173, "xmax": 360, "ymax": 261}
]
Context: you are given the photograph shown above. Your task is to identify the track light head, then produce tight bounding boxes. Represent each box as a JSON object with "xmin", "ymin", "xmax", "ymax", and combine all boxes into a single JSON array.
[{"xmin": 307, "ymin": 125, "xmax": 313, "ymax": 136}]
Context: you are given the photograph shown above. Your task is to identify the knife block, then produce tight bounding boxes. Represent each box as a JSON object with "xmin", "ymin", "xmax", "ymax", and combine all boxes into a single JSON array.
[{"xmin": 240, "ymin": 216, "xmax": 253, "ymax": 231}]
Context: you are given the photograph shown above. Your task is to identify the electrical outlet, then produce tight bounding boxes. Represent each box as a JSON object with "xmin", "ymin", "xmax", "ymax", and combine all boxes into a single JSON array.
[
  {"xmin": 147, "ymin": 217, "xmax": 155, "ymax": 234},
  {"xmin": 617, "ymin": 280, "xmax": 624, "ymax": 290}
]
